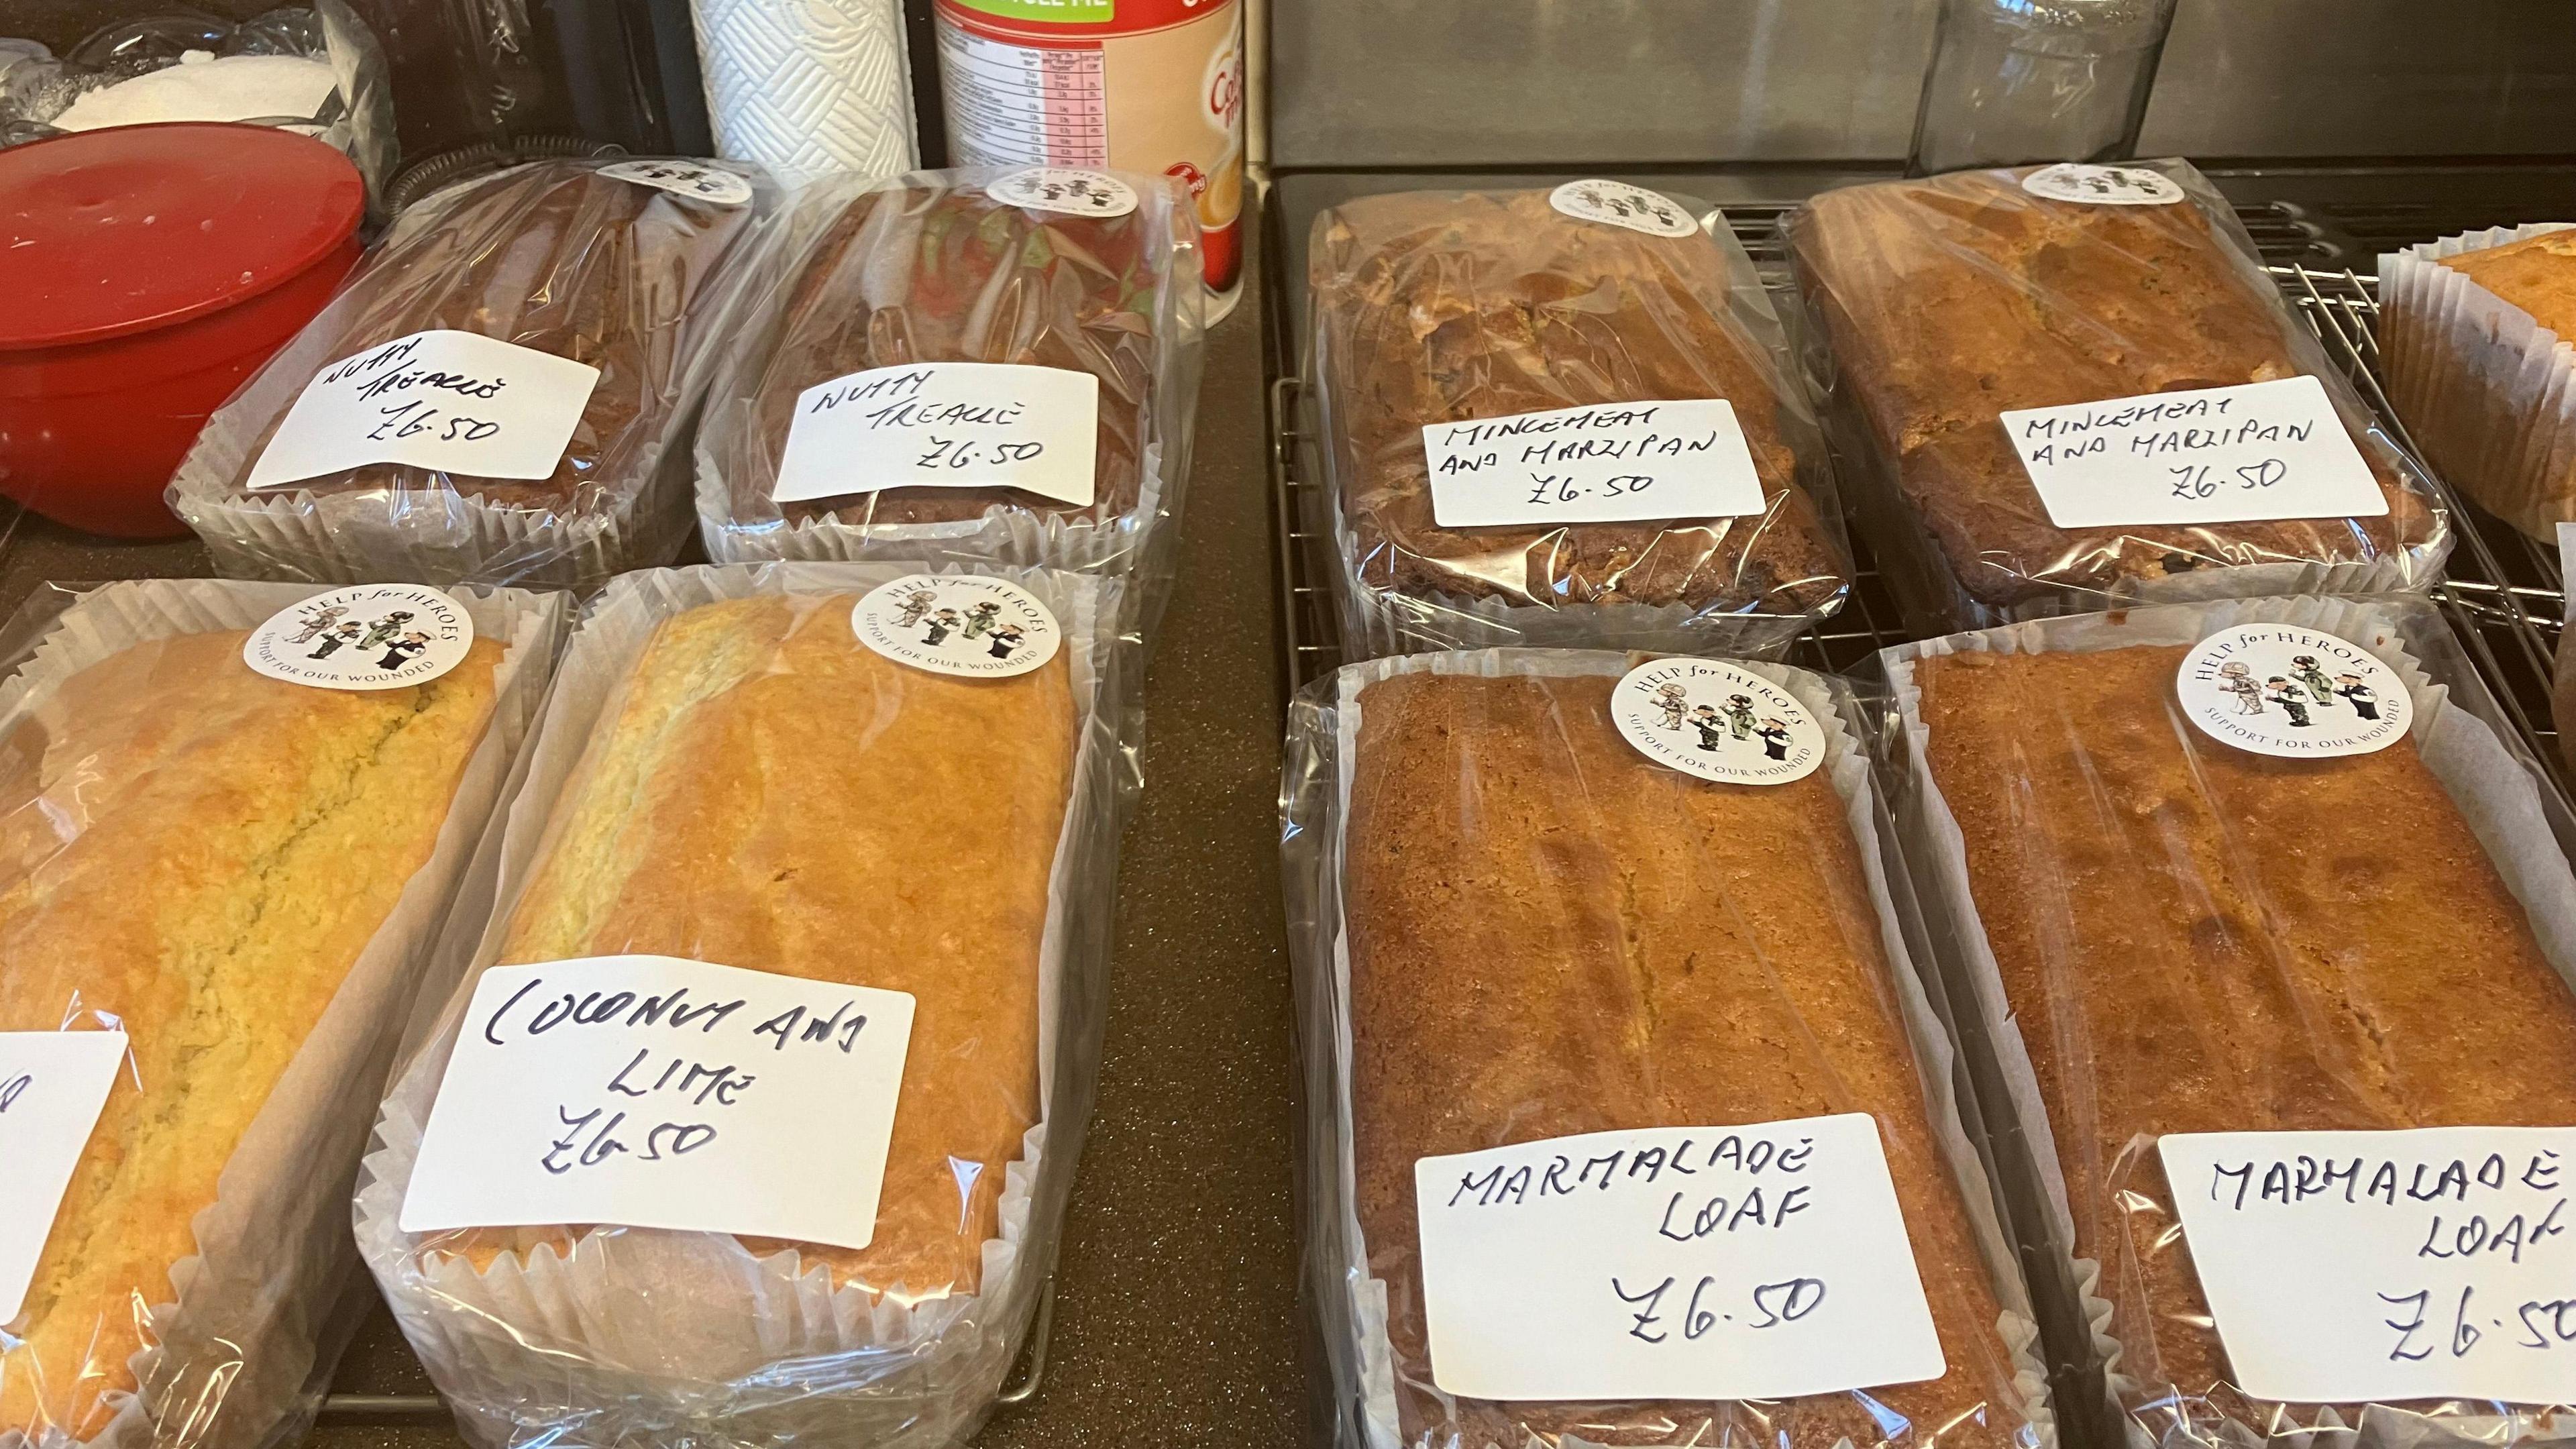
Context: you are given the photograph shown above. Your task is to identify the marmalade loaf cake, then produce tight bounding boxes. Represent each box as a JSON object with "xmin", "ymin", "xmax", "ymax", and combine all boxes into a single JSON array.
[
  {"xmin": 1342, "ymin": 667, "xmax": 2028, "ymax": 1449},
  {"xmin": 426, "ymin": 593, "xmax": 1076, "ymax": 1299},
  {"xmin": 2382, "ymin": 227, "xmax": 2576, "ymax": 540},
  {"xmin": 1911, "ymin": 643, "xmax": 2576, "ymax": 1426},
  {"xmin": 0, "ymin": 629, "xmax": 504, "ymax": 1442},
  {"xmin": 1787, "ymin": 166, "xmax": 2438, "ymax": 615},
  {"xmin": 1309, "ymin": 189, "xmax": 1849, "ymax": 625}
]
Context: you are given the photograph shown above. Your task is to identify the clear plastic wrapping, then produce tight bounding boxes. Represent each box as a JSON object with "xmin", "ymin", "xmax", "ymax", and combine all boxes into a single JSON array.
[
  {"xmin": 1786, "ymin": 159, "xmax": 2450, "ymax": 631},
  {"xmin": 1281, "ymin": 648, "xmax": 2046, "ymax": 1449},
  {"xmin": 0, "ymin": 578, "xmax": 563, "ymax": 1449},
  {"xmin": 1303, "ymin": 189, "xmax": 1854, "ymax": 659},
  {"xmin": 169, "ymin": 159, "xmax": 780, "ymax": 591},
  {"xmin": 693, "ymin": 168, "xmax": 1206, "ymax": 626},
  {"xmin": 355, "ymin": 560, "xmax": 1138, "ymax": 1449},
  {"xmin": 2381, "ymin": 225, "xmax": 2576, "ymax": 541},
  {"xmin": 2559, "ymin": 525, "xmax": 2576, "ymax": 780},
  {"xmin": 1881, "ymin": 596, "xmax": 2576, "ymax": 1449}
]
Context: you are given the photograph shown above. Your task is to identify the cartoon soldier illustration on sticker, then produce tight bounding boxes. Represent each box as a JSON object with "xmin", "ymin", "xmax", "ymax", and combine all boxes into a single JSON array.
[
  {"xmin": 893, "ymin": 588, "xmax": 938, "ymax": 629},
  {"xmin": 1755, "ymin": 718, "xmax": 1794, "ymax": 761},
  {"xmin": 288, "ymin": 602, "xmax": 349, "ymax": 645},
  {"xmin": 920, "ymin": 608, "xmax": 962, "ymax": 646},
  {"xmin": 376, "ymin": 631, "xmax": 431, "ymax": 672},
  {"xmin": 2216, "ymin": 661, "xmax": 2265, "ymax": 715},
  {"xmin": 1688, "ymin": 705, "xmax": 1729, "ymax": 751},
  {"xmin": 306, "ymin": 621, "xmax": 363, "ymax": 660},
  {"xmin": 962, "ymin": 600, "xmax": 1004, "ymax": 640},
  {"xmin": 988, "ymin": 623, "xmax": 1028, "ymax": 659},
  {"xmin": 2290, "ymin": 654, "xmax": 2337, "ymax": 705},
  {"xmin": 2335, "ymin": 674, "xmax": 2381, "ymax": 720},
  {"xmin": 1653, "ymin": 682, "xmax": 1690, "ymax": 731},
  {"xmin": 2265, "ymin": 677, "xmax": 2314, "ymax": 727},
  {"xmin": 1723, "ymin": 693, "xmax": 1757, "ymax": 741},
  {"xmin": 358, "ymin": 610, "xmax": 415, "ymax": 651}
]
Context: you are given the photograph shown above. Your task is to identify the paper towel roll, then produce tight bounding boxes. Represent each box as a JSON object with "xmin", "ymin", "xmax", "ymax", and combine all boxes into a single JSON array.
[{"xmin": 694, "ymin": 0, "xmax": 916, "ymax": 187}]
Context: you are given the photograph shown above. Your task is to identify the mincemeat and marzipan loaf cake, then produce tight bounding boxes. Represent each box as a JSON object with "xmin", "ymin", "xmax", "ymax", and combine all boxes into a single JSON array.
[
  {"xmin": 1913, "ymin": 644, "xmax": 2576, "ymax": 1424},
  {"xmin": 1310, "ymin": 190, "xmax": 1849, "ymax": 621},
  {"xmin": 1344, "ymin": 668, "xmax": 2029, "ymax": 1449},
  {"xmin": 1788, "ymin": 168, "xmax": 2438, "ymax": 612},
  {"xmin": 424, "ymin": 594, "xmax": 1075, "ymax": 1301},
  {"xmin": 0, "ymin": 629, "xmax": 505, "ymax": 1442}
]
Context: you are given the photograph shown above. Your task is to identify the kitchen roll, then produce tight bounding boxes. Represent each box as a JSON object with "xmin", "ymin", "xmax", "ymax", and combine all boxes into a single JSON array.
[{"xmin": 694, "ymin": 0, "xmax": 916, "ymax": 187}]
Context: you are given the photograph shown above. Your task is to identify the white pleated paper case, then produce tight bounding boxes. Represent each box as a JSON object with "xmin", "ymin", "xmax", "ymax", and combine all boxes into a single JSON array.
[{"xmin": 693, "ymin": 0, "xmax": 918, "ymax": 188}]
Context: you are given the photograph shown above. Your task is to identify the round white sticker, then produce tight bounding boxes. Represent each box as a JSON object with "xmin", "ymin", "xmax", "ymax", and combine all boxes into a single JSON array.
[
  {"xmin": 987, "ymin": 168, "xmax": 1138, "ymax": 219},
  {"xmin": 851, "ymin": 575, "xmax": 1061, "ymax": 679},
  {"xmin": 598, "ymin": 159, "xmax": 753, "ymax": 207},
  {"xmin": 2174, "ymin": 624, "xmax": 2411, "ymax": 758},
  {"xmin": 244, "ymin": 585, "xmax": 476, "ymax": 691},
  {"xmin": 2020, "ymin": 162, "xmax": 2185, "ymax": 207},
  {"xmin": 1548, "ymin": 179, "xmax": 1697, "ymax": 237},
  {"xmin": 1611, "ymin": 659, "xmax": 1825, "ymax": 785}
]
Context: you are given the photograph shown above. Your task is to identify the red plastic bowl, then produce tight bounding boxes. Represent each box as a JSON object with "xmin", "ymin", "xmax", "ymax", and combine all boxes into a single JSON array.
[{"xmin": 0, "ymin": 123, "xmax": 366, "ymax": 539}]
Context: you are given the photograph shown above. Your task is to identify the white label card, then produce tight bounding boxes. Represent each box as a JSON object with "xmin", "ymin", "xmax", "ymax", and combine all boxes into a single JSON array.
[
  {"xmin": 1548, "ymin": 179, "xmax": 1697, "ymax": 237},
  {"xmin": 771, "ymin": 362, "xmax": 1098, "ymax": 508},
  {"xmin": 242, "ymin": 584, "xmax": 475, "ymax": 691},
  {"xmin": 0, "ymin": 1031, "xmax": 129, "ymax": 1322},
  {"xmin": 2002, "ymin": 375, "xmax": 2386, "ymax": 529},
  {"xmin": 598, "ymin": 159, "xmax": 753, "ymax": 207},
  {"xmin": 1422, "ymin": 398, "xmax": 1766, "ymax": 529},
  {"xmin": 1611, "ymin": 659, "xmax": 1825, "ymax": 786},
  {"xmin": 2174, "ymin": 623, "xmax": 2411, "ymax": 759},
  {"xmin": 247, "ymin": 329, "xmax": 600, "ymax": 491},
  {"xmin": 399, "ymin": 957, "xmax": 916, "ymax": 1250},
  {"xmin": 2161, "ymin": 1128, "xmax": 2576, "ymax": 1405},
  {"xmin": 2021, "ymin": 162, "xmax": 2185, "ymax": 207},
  {"xmin": 1413, "ymin": 1115, "xmax": 1946, "ymax": 1401}
]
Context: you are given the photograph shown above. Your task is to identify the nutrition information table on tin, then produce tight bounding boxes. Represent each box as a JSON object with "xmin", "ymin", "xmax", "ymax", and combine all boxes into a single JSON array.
[{"xmin": 937, "ymin": 25, "xmax": 1110, "ymax": 166}]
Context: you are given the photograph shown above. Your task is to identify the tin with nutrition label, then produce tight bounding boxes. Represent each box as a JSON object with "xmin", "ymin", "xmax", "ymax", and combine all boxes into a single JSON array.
[{"xmin": 934, "ymin": 0, "xmax": 1246, "ymax": 314}]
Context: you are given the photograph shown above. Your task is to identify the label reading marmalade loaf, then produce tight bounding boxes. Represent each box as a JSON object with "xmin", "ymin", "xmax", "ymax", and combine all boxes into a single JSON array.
[
  {"xmin": 1548, "ymin": 178, "xmax": 1697, "ymax": 237},
  {"xmin": 399, "ymin": 957, "xmax": 916, "ymax": 1249},
  {"xmin": 246, "ymin": 329, "xmax": 601, "ymax": 491},
  {"xmin": 1422, "ymin": 399, "xmax": 1767, "ymax": 529},
  {"xmin": 0, "ymin": 1031, "xmax": 128, "ymax": 1320},
  {"xmin": 1413, "ymin": 1116, "xmax": 1947, "ymax": 1401},
  {"xmin": 243, "ymin": 584, "xmax": 476, "ymax": 691},
  {"xmin": 2160, "ymin": 1127, "xmax": 2576, "ymax": 1405},
  {"xmin": 987, "ymin": 166, "xmax": 1138, "ymax": 218},
  {"xmin": 598, "ymin": 159, "xmax": 753, "ymax": 207},
  {"xmin": 2175, "ymin": 623, "xmax": 2410, "ymax": 759},
  {"xmin": 851, "ymin": 574, "xmax": 1062, "ymax": 678},
  {"xmin": 1612, "ymin": 659, "xmax": 1825, "ymax": 785},
  {"xmin": 2002, "ymin": 376, "xmax": 2387, "ymax": 530},
  {"xmin": 2019, "ymin": 162, "xmax": 2185, "ymax": 207}
]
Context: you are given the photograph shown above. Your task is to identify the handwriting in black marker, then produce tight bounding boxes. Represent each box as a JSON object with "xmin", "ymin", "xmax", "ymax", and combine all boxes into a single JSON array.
[
  {"xmin": 0, "ymin": 1072, "xmax": 26, "ymax": 1113},
  {"xmin": 2381, "ymin": 1289, "xmax": 2433, "ymax": 1362},
  {"xmin": 1748, "ymin": 1277, "xmax": 1827, "ymax": 1330},
  {"xmin": 1611, "ymin": 1276, "xmax": 1673, "ymax": 1343}
]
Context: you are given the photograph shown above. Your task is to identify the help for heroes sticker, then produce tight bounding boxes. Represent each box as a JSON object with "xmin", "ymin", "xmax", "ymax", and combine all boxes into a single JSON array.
[
  {"xmin": 851, "ymin": 574, "xmax": 1061, "ymax": 679},
  {"xmin": 988, "ymin": 167, "xmax": 1138, "ymax": 218},
  {"xmin": 2175, "ymin": 623, "xmax": 2410, "ymax": 759},
  {"xmin": 247, "ymin": 329, "xmax": 600, "ymax": 491},
  {"xmin": 2020, "ymin": 162, "xmax": 2185, "ymax": 207},
  {"xmin": 598, "ymin": 159, "xmax": 753, "ymax": 206},
  {"xmin": 0, "ymin": 1031, "xmax": 129, "ymax": 1321},
  {"xmin": 1611, "ymin": 659, "xmax": 1825, "ymax": 786},
  {"xmin": 1548, "ymin": 179, "xmax": 1697, "ymax": 237},
  {"xmin": 244, "ymin": 585, "xmax": 475, "ymax": 691}
]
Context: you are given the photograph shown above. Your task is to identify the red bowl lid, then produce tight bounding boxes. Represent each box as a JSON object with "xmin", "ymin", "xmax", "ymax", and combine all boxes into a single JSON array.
[{"xmin": 0, "ymin": 121, "xmax": 366, "ymax": 352}]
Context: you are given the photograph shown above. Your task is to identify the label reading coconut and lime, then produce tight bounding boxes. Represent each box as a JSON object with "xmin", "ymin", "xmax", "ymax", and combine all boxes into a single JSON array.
[
  {"xmin": 988, "ymin": 167, "xmax": 1138, "ymax": 219},
  {"xmin": 2020, "ymin": 162, "xmax": 2185, "ymax": 207},
  {"xmin": 246, "ymin": 330, "xmax": 600, "ymax": 491},
  {"xmin": 1422, "ymin": 400, "xmax": 1766, "ymax": 529},
  {"xmin": 851, "ymin": 574, "xmax": 1061, "ymax": 678},
  {"xmin": 1611, "ymin": 659, "xmax": 1825, "ymax": 785},
  {"xmin": 244, "ymin": 585, "xmax": 475, "ymax": 691},
  {"xmin": 1548, "ymin": 179, "xmax": 1696, "ymax": 237},
  {"xmin": 0, "ymin": 1031, "xmax": 129, "ymax": 1321},
  {"xmin": 2175, "ymin": 623, "xmax": 2411, "ymax": 758},
  {"xmin": 598, "ymin": 159, "xmax": 753, "ymax": 207}
]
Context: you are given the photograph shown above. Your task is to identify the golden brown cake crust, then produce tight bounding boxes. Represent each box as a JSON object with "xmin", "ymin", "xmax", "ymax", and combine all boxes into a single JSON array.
[
  {"xmin": 2443, "ymin": 229, "xmax": 2576, "ymax": 339},
  {"xmin": 0, "ymin": 630, "xmax": 504, "ymax": 1442},
  {"xmin": 1342, "ymin": 668, "xmax": 2028, "ymax": 1449},
  {"xmin": 1309, "ymin": 191, "xmax": 1849, "ymax": 618},
  {"xmin": 1914, "ymin": 644, "xmax": 2576, "ymax": 1432},
  {"xmin": 431, "ymin": 594, "xmax": 1075, "ymax": 1304},
  {"xmin": 1787, "ymin": 168, "xmax": 2436, "ymax": 612}
]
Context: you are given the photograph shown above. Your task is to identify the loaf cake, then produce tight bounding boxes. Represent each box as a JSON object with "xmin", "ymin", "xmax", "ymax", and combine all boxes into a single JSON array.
[
  {"xmin": 1787, "ymin": 166, "xmax": 2439, "ymax": 614},
  {"xmin": 0, "ymin": 629, "xmax": 504, "ymax": 1442},
  {"xmin": 2381, "ymin": 226, "xmax": 2576, "ymax": 540},
  {"xmin": 1309, "ymin": 189, "xmax": 1849, "ymax": 625},
  {"xmin": 1342, "ymin": 667, "xmax": 2029, "ymax": 1449},
  {"xmin": 714, "ymin": 177, "xmax": 1173, "ymax": 534},
  {"xmin": 1911, "ymin": 643, "xmax": 2576, "ymax": 1429},
  {"xmin": 426, "ymin": 593, "xmax": 1075, "ymax": 1300}
]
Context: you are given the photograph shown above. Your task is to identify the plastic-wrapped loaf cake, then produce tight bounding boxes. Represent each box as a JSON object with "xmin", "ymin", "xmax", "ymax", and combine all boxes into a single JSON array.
[
  {"xmin": 170, "ymin": 159, "xmax": 775, "ymax": 589},
  {"xmin": 1787, "ymin": 160, "xmax": 2447, "ymax": 628},
  {"xmin": 695, "ymin": 167, "xmax": 1205, "ymax": 612},
  {"xmin": 0, "ymin": 578, "xmax": 557, "ymax": 1449},
  {"xmin": 1282, "ymin": 649, "xmax": 2045, "ymax": 1449},
  {"xmin": 1306, "ymin": 186, "xmax": 1851, "ymax": 657},
  {"xmin": 1884, "ymin": 597, "xmax": 2576, "ymax": 1449}
]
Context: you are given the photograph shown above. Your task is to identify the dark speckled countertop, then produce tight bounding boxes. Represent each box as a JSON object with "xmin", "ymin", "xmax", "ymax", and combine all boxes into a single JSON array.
[{"xmin": 0, "ymin": 201, "xmax": 1303, "ymax": 1449}]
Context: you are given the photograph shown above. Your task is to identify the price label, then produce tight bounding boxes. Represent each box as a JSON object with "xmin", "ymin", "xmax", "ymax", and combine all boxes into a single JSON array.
[
  {"xmin": 1412, "ymin": 1115, "xmax": 1945, "ymax": 1401},
  {"xmin": 1421, "ymin": 398, "xmax": 1767, "ymax": 529},
  {"xmin": 248, "ymin": 330, "xmax": 600, "ymax": 491},
  {"xmin": 0, "ymin": 1031, "xmax": 128, "ymax": 1321},
  {"xmin": 771, "ymin": 362, "xmax": 1098, "ymax": 508},
  {"xmin": 2162, "ymin": 1128, "xmax": 2576, "ymax": 1405},
  {"xmin": 2000, "ymin": 376, "xmax": 2387, "ymax": 529},
  {"xmin": 400, "ymin": 957, "xmax": 916, "ymax": 1249}
]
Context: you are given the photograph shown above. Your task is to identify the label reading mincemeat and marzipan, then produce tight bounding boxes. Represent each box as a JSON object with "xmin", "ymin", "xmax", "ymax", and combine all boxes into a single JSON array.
[
  {"xmin": 0, "ymin": 1031, "xmax": 129, "ymax": 1320},
  {"xmin": 243, "ymin": 584, "xmax": 476, "ymax": 691},
  {"xmin": 246, "ymin": 329, "xmax": 600, "ymax": 492},
  {"xmin": 2174, "ymin": 623, "xmax": 2410, "ymax": 759},
  {"xmin": 1611, "ymin": 659, "xmax": 1825, "ymax": 786},
  {"xmin": 1421, "ymin": 399, "xmax": 1766, "ymax": 529},
  {"xmin": 2001, "ymin": 376, "xmax": 2387, "ymax": 530},
  {"xmin": 850, "ymin": 574, "xmax": 1061, "ymax": 679}
]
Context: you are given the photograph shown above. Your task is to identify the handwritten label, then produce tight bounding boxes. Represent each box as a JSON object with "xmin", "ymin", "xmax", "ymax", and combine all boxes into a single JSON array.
[
  {"xmin": 399, "ymin": 957, "xmax": 916, "ymax": 1249},
  {"xmin": 248, "ymin": 329, "xmax": 600, "ymax": 491},
  {"xmin": 0, "ymin": 1032, "xmax": 128, "ymax": 1321},
  {"xmin": 987, "ymin": 167, "xmax": 1137, "ymax": 219},
  {"xmin": 2161, "ymin": 1128, "xmax": 2576, "ymax": 1405},
  {"xmin": 2000, "ymin": 376, "xmax": 2386, "ymax": 529},
  {"xmin": 1412, "ymin": 1115, "xmax": 1945, "ymax": 1401},
  {"xmin": 1548, "ymin": 179, "xmax": 1697, "ymax": 237},
  {"xmin": 1611, "ymin": 659, "xmax": 1825, "ymax": 786},
  {"xmin": 598, "ymin": 159, "xmax": 753, "ymax": 207},
  {"xmin": 849, "ymin": 573, "xmax": 1061, "ymax": 679},
  {"xmin": 2175, "ymin": 623, "xmax": 2411, "ymax": 759},
  {"xmin": 771, "ymin": 362, "xmax": 1097, "ymax": 508},
  {"xmin": 242, "ymin": 584, "xmax": 475, "ymax": 691},
  {"xmin": 2021, "ymin": 163, "xmax": 2184, "ymax": 207},
  {"xmin": 1421, "ymin": 398, "xmax": 1766, "ymax": 529}
]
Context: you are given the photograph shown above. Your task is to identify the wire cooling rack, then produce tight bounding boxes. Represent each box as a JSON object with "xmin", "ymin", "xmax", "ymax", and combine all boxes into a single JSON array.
[{"xmin": 1267, "ymin": 203, "xmax": 2570, "ymax": 793}]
